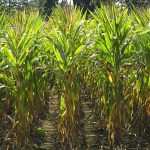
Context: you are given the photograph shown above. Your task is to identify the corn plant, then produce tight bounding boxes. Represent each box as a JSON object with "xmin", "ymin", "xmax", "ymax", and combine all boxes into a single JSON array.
[
  {"xmin": 130, "ymin": 7, "xmax": 150, "ymax": 138},
  {"xmin": 0, "ymin": 12, "xmax": 10, "ymax": 120},
  {"xmin": 90, "ymin": 4, "xmax": 137, "ymax": 146},
  {"xmin": 0, "ymin": 11, "xmax": 44, "ymax": 148},
  {"xmin": 45, "ymin": 6, "xmax": 87, "ymax": 148}
]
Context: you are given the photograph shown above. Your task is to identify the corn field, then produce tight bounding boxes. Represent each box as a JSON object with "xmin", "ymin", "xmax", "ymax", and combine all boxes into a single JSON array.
[{"xmin": 0, "ymin": 3, "xmax": 150, "ymax": 150}]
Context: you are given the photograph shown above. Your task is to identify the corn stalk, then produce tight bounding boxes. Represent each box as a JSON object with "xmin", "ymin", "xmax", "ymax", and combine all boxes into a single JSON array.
[
  {"xmin": 0, "ymin": 11, "xmax": 43, "ymax": 148},
  {"xmin": 46, "ymin": 6, "xmax": 86, "ymax": 149},
  {"xmin": 131, "ymin": 7, "xmax": 150, "ymax": 138},
  {"xmin": 90, "ymin": 4, "xmax": 135, "ymax": 146}
]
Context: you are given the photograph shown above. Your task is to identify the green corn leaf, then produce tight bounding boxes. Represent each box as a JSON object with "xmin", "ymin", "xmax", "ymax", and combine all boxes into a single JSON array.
[{"xmin": 75, "ymin": 45, "xmax": 85, "ymax": 56}]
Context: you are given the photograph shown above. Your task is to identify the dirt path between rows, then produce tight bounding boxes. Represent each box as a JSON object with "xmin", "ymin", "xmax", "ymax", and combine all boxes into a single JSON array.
[{"xmin": 33, "ymin": 90, "xmax": 60, "ymax": 150}]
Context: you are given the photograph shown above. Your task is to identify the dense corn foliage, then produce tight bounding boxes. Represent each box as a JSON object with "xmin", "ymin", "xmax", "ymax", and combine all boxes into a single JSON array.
[{"xmin": 0, "ymin": 4, "xmax": 150, "ymax": 149}]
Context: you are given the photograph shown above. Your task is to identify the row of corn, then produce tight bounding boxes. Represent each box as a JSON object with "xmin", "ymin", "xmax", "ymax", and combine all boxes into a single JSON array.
[{"xmin": 0, "ymin": 3, "xmax": 150, "ymax": 149}]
